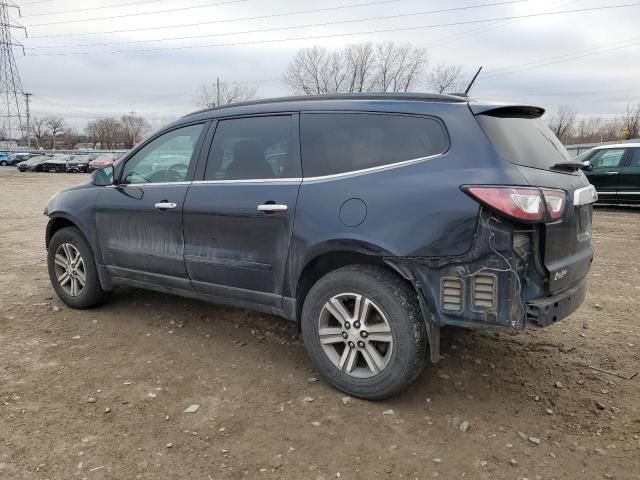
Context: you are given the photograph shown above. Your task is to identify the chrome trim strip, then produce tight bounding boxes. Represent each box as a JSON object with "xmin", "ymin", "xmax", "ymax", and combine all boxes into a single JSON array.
[
  {"xmin": 617, "ymin": 191, "xmax": 640, "ymax": 195},
  {"xmin": 107, "ymin": 181, "xmax": 192, "ymax": 188},
  {"xmin": 302, "ymin": 153, "xmax": 444, "ymax": 183},
  {"xmin": 191, "ymin": 178, "xmax": 302, "ymax": 185},
  {"xmin": 574, "ymin": 185, "xmax": 598, "ymax": 205}
]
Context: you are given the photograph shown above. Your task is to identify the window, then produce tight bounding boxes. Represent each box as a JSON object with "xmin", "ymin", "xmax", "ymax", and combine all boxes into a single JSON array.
[
  {"xmin": 300, "ymin": 113, "xmax": 448, "ymax": 177},
  {"xmin": 589, "ymin": 149, "xmax": 625, "ymax": 169},
  {"xmin": 476, "ymin": 115, "xmax": 571, "ymax": 170},
  {"xmin": 204, "ymin": 115, "xmax": 298, "ymax": 180},
  {"xmin": 120, "ymin": 123, "xmax": 204, "ymax": 185},
  {"xmin": 629, "ymin": 148, "xmax": 640, "ymax": 167}
]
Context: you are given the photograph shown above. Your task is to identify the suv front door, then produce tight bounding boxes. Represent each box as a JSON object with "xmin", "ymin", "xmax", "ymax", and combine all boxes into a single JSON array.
[
  {"xmin": 183, "ymin": 114, "xmax": 301, "ymax": 309},
  {"xmin": 618, "ymin": 147, "xmax": 640, "ymax": 203},
  {"xmin": 95, "ymin": 122, "xmax": 207, "ymax": 289},
  {"xmin": 585, "ymin": 148, "xmax": 627, "ymax": 202}
]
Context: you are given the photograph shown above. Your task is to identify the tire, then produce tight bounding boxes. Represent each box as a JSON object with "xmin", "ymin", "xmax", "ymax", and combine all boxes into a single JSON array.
[
  {"xmin": 0, "ymin": 161, "xmax": 7, "ymax": 166},
  {"xmin": 301, "ymin": 265, "xmax": 427, "ymax": 400},
  {"xmin": 47, "ymin": 226, "xmax": 111, "ymax": 309}
]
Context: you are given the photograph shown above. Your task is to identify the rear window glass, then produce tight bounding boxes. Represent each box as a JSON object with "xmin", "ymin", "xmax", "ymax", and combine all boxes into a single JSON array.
[
  {"xmin": 301, "ymin": 113, "xmax": 448, "ymax": 177},
  {"xmin": 476, "ymin": 115, "xmax": 570, "ymax": 170}
]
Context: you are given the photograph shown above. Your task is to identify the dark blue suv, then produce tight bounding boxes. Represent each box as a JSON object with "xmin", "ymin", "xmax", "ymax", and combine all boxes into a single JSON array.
[{"xmin": 45, "ymin": 93, "xmax": 596, "ymax": 399}]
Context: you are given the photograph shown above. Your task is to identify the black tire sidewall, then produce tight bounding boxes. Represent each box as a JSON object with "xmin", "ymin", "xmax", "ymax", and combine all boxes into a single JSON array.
[
  {"xmin": 47, "ymin": 227, "xmax": 108, "ymax": 309},
  {"xmin": 301, "ymin": 266, "xmax": 426, "ymax": 400}
]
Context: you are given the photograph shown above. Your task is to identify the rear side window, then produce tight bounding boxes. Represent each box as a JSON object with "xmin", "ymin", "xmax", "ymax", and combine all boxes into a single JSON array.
[
  {"xmin": 629, "ymin": 148, "xmax": 640, "ymax": 167},
  {"xmin": 476, "ymin": 114, "xmax": 570, "ymax": 170},
  {"xmin": 301, "ymin": 113, "xmax": 448, "ymax": 177},
  {"xmin": 204, "ymin": 115, "xmax": 299, "ymax": 180}
]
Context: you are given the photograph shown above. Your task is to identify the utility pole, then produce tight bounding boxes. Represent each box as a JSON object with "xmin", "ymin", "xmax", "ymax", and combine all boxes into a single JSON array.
[
  {"xmin": 24, "ymin": 91, "xmax": 32, "ymax": 148},
  {"xmin": 216, "ymin": 77, "xmax": 220, "ymax": 106},
  {"xmin": 0, "ymin": 1, "xmax": 27, "ymax": 150}
]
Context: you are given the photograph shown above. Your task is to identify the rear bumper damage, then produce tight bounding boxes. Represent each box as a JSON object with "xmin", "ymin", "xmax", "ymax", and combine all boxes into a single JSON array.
[
  {"xmin": 525, "ymin": 277, "xmax": 587, "ymax": 328},
  {"xmin": 385, "ymin": 209, "xmax": 592, "ymax": 363}
]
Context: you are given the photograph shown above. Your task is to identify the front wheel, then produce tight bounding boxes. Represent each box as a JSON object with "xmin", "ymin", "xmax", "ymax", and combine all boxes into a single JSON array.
[
  {"xmin": 0, "ymin": 161, "xmax": 7, "ymax": 166},
  {"xmin": 47, "ymin": 227, "xmax": 111, "ymax": 309},
  {"xmin": 301, "ymin": 265, "xmax": 427, "ymax": 400}
]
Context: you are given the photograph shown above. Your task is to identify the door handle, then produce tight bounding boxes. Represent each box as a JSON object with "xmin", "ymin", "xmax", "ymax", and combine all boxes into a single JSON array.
[
  {"xmin": 257, "ymin": 203, "xmax": 288, "ymax": 213},
  {"xmin": 605, "ymin": 171, "xmax": 619, "ymax": 175},
  {"xmin": 155, "ymin": 202, "xmax": 177, "ymax": 210}
]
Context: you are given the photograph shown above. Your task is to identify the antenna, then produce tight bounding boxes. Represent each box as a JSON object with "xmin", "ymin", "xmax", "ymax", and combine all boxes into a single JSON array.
[{"xmin": 464, "ymin": 66, "xmax": 483, "ymax": 95}]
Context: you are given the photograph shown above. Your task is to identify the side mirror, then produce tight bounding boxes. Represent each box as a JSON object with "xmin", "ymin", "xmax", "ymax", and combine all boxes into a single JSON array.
[
  {"xmin": 581, "ymin": 160, "xmax": 592, "ymax": 171},
  {"xmin": 91, "ymin": 165, "xmax": 114, "ymax": 186}
]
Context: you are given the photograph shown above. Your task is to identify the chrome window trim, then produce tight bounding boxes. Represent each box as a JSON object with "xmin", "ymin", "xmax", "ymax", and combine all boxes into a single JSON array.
[
  {"xmin": 107, "ymin": 181, "xmax": 192, "ymax": 188},
  {"xmin": 574, "ymin": 185, "xmax": 598, "ymax": 205},
  {"xmin": 191, "ymin": 178, "xmax": 302, "ymax": 185},
  {"xmin": 302, "ymin": 153, "xmax": 444, "ymax": 183}
]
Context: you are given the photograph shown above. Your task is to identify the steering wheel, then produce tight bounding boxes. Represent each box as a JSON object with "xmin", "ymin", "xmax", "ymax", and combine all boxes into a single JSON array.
[{"xmin": 165, "ymin": 163, "xmax": 188, "ymax": 182}]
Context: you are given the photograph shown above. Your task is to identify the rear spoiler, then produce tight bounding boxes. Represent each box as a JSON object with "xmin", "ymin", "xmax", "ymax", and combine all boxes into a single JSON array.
[{"xmin": 469, "ymin": 103, "xmax": 545, "ymax": 119}]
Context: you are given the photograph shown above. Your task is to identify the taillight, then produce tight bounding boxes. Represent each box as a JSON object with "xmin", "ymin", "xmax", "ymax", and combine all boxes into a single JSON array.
[
  {"xmin": 540, "ymin": 188, "xmax": 565, "ymax": 220},
  {"xmin": 463, "ymin": 186, "xmax": 566, "ymax": 223}
]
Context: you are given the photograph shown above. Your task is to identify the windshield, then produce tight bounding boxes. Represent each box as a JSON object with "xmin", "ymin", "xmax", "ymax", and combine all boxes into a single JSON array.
[{"xmin": 476, "ymin": 114, "xmax": 571, "ymax": 170}]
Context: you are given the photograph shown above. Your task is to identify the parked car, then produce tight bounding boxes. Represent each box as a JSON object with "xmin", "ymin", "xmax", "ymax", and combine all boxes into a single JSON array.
[
  {"xmin": 579, "ymin": 143, "xmax": 640, "ymax": 204},
  {"xmin": 44, "ymin": 93, "xmax": 597, "ymax": 399},
  {"xmin": 66, "ymin": 154, "xmax": 92, "ymax": 173},
  {"xmin": 17, "ymin": 155, "xmax": 50, "ymax": 172},
  {"xmin": 0, "ymin": 152, "xmax": 11, "ymax": 166},
  {"xmin": 41, "ymin": 154, "xmax": 72, "ymax": 173},
  {"xmin": 87, "ymin": 153, "xmax": 120, "ymax": 172}
]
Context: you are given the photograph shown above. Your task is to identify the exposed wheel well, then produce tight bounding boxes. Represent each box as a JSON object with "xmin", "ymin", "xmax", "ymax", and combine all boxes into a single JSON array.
[
  {"xmin": 46, "ymin": 217, "xmax": 77, "ymax": 249},
  {"xmin": 295, "ymin": 251, "xmax": 414, "ymax": 323}
]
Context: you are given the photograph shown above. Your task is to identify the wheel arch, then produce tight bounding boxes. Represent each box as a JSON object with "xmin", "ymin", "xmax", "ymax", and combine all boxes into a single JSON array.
[{"xmin": 292, "ymin": 247, "xmax": 416, "ymax": 325}]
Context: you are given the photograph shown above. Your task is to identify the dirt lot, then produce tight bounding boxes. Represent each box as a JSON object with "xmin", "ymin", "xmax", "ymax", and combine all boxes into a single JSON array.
[{"xmin": 0, "ymin": 169, "xmax": 639, "ymax": 480}]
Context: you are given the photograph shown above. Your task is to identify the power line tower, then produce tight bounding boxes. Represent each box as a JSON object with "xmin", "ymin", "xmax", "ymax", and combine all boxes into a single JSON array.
[{"xmin": 0, "ymin": 1, "xmax": 26, "ymax": 148}]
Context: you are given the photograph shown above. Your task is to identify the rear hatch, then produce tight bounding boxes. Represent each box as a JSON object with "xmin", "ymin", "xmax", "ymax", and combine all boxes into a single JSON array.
[{"xmin": 471, "ymin": 104, "xmax": 594, "ymax": 294}]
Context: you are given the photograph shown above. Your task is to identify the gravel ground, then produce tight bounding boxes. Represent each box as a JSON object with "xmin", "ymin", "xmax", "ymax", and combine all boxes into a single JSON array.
[{"xmin": 1, "ymin": 169, "xmax": 639, "ymax": 480}]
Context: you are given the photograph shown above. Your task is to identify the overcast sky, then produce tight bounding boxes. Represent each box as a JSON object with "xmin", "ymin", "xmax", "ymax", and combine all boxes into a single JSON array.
[{"xmin": 13, "ymin": 0, "xmax": 640, "ymax": 129}]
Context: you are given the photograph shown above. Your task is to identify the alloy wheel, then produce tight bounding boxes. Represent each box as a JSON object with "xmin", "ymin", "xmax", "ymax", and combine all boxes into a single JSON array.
[
  {"xmin": 53, "ymin": 243, "xmax": 86, "ymax": 297},
  {"xmin": 318, "ymin": 293, "xmax": 393, "ymax": 378}
]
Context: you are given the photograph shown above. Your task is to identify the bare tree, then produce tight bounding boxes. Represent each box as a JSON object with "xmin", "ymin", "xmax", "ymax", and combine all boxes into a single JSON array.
[
  {"xmin": 284, "ymin": 42, "xmax": 430, "ymax": 95},
  {"xmin": 30, "ymin": 116, "xmax": 47, "ymax": 148},
  {"xmin": 120, "ymin": 114, "xmax": 151, "ymax": 148},
  {"xmin": 576, "ymin": 117, "xmax": 602, "ymax": 143},
  {"xmin": 192, "ymin": 80, "xmax": 257, "ymax": 108},
  {"xmin": 621, "ymin": 103, "xmax": 640, "ymax": 140},
  {"xmin": 284, "ymin": 46, "xmax": 333, "ymax": 95},
  {"xmin": 44, "ymin": 116, "xmax": 65, "ymax": 149},
  {"xmin": 427, "ymin": 62, "xmax": 463, "ymax": 94},
  {"xmin": 374, "ymin": 42, "xmax": 429, "ymax": 92},
  {"xmin": 548, "ymin": 105, "xmax": 576, "ymax": 142},
  {"xmin": 345, "ymin": 42, "xmax": 376, "ymax": 92}
]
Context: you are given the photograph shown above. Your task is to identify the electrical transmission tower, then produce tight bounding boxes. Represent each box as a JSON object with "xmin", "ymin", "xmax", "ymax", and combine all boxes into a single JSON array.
[{"xmin": 0, "ymin": 1, "xmax": 26, "ymax": 147}]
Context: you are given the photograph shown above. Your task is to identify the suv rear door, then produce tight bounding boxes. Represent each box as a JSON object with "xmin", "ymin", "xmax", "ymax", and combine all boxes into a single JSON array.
[
  {"xmin": 182, "ymin": 114, "xmax": 301, "ymax": 309},
  {"xmin": 584, "ymin": 148, "xmax": 628, "ymax": 202},
  {"xmin": 473, "ymin": 105, "xmax": 595, "ymax": 294},
  {"xmin": 618, "ymin": 147, "xmax": 640, "ymax": 203}
]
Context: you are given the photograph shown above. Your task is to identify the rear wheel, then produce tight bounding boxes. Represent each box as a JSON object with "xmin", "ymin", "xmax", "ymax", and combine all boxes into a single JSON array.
[
  {"xmin": 47, "ymin": 227, "xmax": 111, "ymax": 309},
  {"xmin": 301, "ymin": 265, "xmax": 427, "ymax": 400}
]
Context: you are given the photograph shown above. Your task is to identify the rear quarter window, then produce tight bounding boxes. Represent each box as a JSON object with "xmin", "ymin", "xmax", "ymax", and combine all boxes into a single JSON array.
[{"xmin": 301, "ymin": 113, "xmax": 449, "ymax": 177}]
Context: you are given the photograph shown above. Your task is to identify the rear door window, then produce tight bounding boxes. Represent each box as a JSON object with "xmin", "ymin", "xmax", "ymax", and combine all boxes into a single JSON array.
[
  {"xmin": 204, "ymin": 115, "xmax": 298, "ymax": 180},
  {"xmin": 476, "ymin": 114, "xmax": 570, "ymax": 170},
  {"xmin": 300, "ymin": 113, "xmax": 448, "ymax": 177}
]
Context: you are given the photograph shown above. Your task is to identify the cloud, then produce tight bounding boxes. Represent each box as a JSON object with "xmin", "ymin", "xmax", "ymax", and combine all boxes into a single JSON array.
[{"xmin": 13, "ymin": 0, "xmax": 640, "ymax": 129}]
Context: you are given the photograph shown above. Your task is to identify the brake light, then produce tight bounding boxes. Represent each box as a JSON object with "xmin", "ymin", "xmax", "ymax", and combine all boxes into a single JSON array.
[
  {"xmin": 464, "ymin": 186, "xmax": 565, "ymax": 222},
  {"xmin": 541, "ymin": 188, "xmax": 565, "ymax": 220}
]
